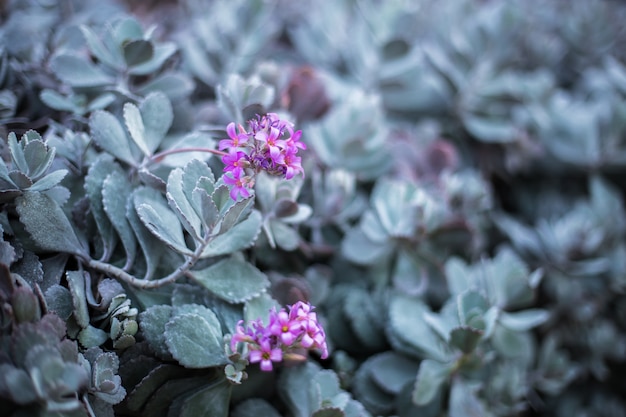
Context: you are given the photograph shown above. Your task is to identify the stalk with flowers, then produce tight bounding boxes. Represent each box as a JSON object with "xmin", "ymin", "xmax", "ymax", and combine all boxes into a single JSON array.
[{"xmin": 230, "ymin": 301, "xmax": 328, "ymax": 372}]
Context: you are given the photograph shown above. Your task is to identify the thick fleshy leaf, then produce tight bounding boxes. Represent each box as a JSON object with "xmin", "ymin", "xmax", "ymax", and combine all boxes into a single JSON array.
[
  {"xmin": 123, "ymin": 39, "xmax": 154, "ymax": 67},
  {"xmin": 78, "ymin": 325, "xmax": 109, "ymax": 348},
  {"xmin": 138, "ymin": 305, "xmax": 174, "ymax": 359},
  {"xmin": 129, "ymin": 43, "xmax": 177, "ymax": 76},
  {"xmin": 66, "ymin": 270, "xmax": 90, "ymax": 328},
  {"xmin": 85, "ymin": 156, "xmax": 120, "ymax": 258},
  {"xmin": 167, "ymin": 167, "xmax": 202, "ymax": 242},
  {"xmin": 16, "ymin": 191, "xmax": 85, "ymax": 255},
  {"xmin": 50, "ymin": 54, "xmax": 114, "ymax": 87},
  {"xmin": 448, "ymin": 378, "xmax": 488, "ymax": 417},
  {"xmin": 164, "ymin": 313, "xmax": 226, "ymax": 368},
  {"xmin": 449, "ymin": 326, "xmax": 483, "ymax": 354},
  {"xmin": 388, "ymin": 294, "xmax": 448, "ymax": 362},
  {"xmin": 190, "ymin": 256, "xmax": 270, "ymax": 303},
  {"xmin": 232, "ymin": 399, "xmax": 282, "ymax": 417},
  {"xmin": 201, "ymin": 210, "xmax": 262, "ymax": 257},
  {"xmin": 80, "ymin": 25, "xmax": 123, "ymax": 69},
  {"xmin": 498, "ymin": 309, "xmax": 550, "ymax": 331},
  {"xmin": 140, "ymin": 92, "xmax": 173, "ymax": 153},
  {"xmin": 367, "ymin": 352, "xmax": 420, "ymax": 395},
  {"xmin": 135, "ymin": 188, "xmax": 191, "ymax": 255},
  {"xmin": 90, "ymin": 110, "xmax": 137, "ymax": 165},
  {"xmin": 124, "ymin": 102, "xmax": 149, "ymax": 156},
  {"xmin": 413, "ymin": 359, "xmax": 451, "ymax": 406},
  {"xmin": 102, "ymin": 171, "xmax": 136, "ymax": 268},
  {"xmin": 243, "ymin": 292, "xmax": 279, "ymax": 326},
  {"xmin": 44, "ymin": 284, "xmax": 74, "ymax": 320},
  {"xmin": 180, "ymin": 380, "xmax": 231, "ymax": 417},
  {"xmin": 128, "ymin": 188, "xmax": 165, "ymax": 279},
  {"xmin": 26, "ymin": 169, "xmax": 68, "ymax": 192}
]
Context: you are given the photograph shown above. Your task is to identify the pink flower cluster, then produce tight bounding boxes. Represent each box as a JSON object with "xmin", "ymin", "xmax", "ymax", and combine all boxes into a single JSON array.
[
  {"xmin": 230, "ymin": 301, "xmax": 328, "ymax": 372},
  {"xmin": 220, "ymin": 113, "xmax": 306, "ymax": 200}
]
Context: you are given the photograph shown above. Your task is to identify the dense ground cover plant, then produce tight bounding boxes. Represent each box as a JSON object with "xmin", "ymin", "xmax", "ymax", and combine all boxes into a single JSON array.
[{"xmin": 1, "ymin": 0, "xmax": 626, "ymax": 416}]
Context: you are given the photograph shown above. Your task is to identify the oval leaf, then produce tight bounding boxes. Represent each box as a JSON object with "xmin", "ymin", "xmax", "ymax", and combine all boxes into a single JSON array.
[
  {"xmin": 164, "ymin": 313, "xmax": 226, "ymax": 368},
  {"xmin": 190, "ymin": 257, "xmax": 270, "ymax": 303}
]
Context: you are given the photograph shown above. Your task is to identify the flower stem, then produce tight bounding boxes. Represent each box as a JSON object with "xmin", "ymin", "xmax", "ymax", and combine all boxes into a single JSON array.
[
  {"xmin": 144, "ymin": 147, "xmax": 227, "ymax": 167},
  {"xmin": 84, "ymin": 235, "xmax": 210, "ymax": 289}
]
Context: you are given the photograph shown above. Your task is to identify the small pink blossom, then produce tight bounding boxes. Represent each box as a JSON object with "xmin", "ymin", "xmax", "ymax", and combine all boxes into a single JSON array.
[
  {"xmin": 223, "ymin": 168, "xmax": 252, "ymax": 200},
  {"xmin": 229, "ymin": 302, "xmax": 328, "ymax": 371}
]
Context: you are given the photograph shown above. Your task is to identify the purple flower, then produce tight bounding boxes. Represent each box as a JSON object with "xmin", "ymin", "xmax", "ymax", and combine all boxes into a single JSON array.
[
  {"xmin": 281, "ymin": 146, "xmax": 304, "ymax": 180},
  {"xmin": 219, "ymin": 114, "xmax": 306, "ymax": 200},
  {"xmin": 249, "ymin": 338, "xmax": 283, "ymax": 372},
  {"xmin": 223, "ymin": 168, "xmax": 251, "ymax": 200},
  {"xmin": 230, "ymin": 320, "xmax": 254, "ymax": 352},
  {"xmin": 268, "ymin": 309, "xmax": 302, "ymax": 346},
  {"xmin": 219, "ymin": 122, "xmax": 249, "ymax": 150},
  {"xmin": 286, "ymin": 129, "xmax": 306, "ymax": 151},
  {"xmin": 222, "ymin": 150, "xmax": 248, "ymax": 172}
]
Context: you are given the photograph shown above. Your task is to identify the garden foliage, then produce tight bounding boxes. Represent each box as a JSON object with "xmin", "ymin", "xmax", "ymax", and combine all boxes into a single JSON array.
[{"xmin": 1, "ymin": 0, "xmax": 626, "ymax": 416}]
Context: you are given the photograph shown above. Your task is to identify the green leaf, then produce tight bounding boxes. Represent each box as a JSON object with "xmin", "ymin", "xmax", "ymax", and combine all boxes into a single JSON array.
[
  {"xmin": 124, "ymin": 102, "xmax": 149, "ymax": 156},
  {"xmin": 40, "ymin": 89, "xmax": 78, "ymax": 112},
  {"xmin": 103, "ymin": 171, "xmax": 137, "ymax": 268},
  {"xmin": 135, "ymin": 188, "xmax": 191, "ymax": 255},
  {"xmin": 180, "ymin": 380, "xmax": 231, "ymax": 417},
  {"xmin": 50, "ymin": 54, "xmax": 114, "ymax": 87},
  {"xmin": 44, "ymin": 284, "xmax": 74, "ymax": 320},
  {"xmin": 128, "ymin": 188, "xmax": 165, "ymax": 280},
  {"xmin": 8, "ymin": 132, "xmax": 28, "ymax": 174},
  {"xmin": 462, "ymin": 114, "xmax": 517, "ymax": 143},
  {"xmin": 312, "ymin": 409, "xmax": 344, "ymax": 417},
  {"xmin": 85, "ymin": 156, "xmax": 121, "ymax": 259},
  {"xmin": 129, "ymin": 43, "xmax": 177, "ymax": 76},
  {"xmin": 26, "ymin": 169, "xmax": 68, "ymax": 192},
  {"xmin": 388, "ymin": 294, "xmax": 448, "ymax": 362},
  {"xmin": 190, "ymin": 256, "xmax": 270, "ymax": 303},
  {"xmin": 66, "ymin": 270, "xmax": 90, "ymax": 328},
  {"xmin": 140, "ymin": 92, "xmax": 173, "ymax": 154},
  {"xmin": 22, "ymin": 139, "xmax": 54, "ymax": 180},
  {"xmin": 367, "ymin": 352, "xmax": 420, "ymax": 395},
  {"xmin": 167, "ymin": 167, "xmax": 202, "ymax": 242},
  {"xmin": 268, "ymin": 218, "xmax": 300, "ymax": 251},
  {"xmin": 244, "ymin": 292, "xmax": 279, "ymax": 326},
  {"xmin": 164, "ymin": 313, "xmax": 226, "ymax": 368},
  {"xmin": 232, "ymin": 399, "xmax": 282, "ymax": 417},
  {"xmin": 279, "ymin": 362, "xmax": 320, "ymax": 417},
  {"xmin": 136, "ymin": 71, "xmax": 195, "ymax": 101},
  {"xmin": 413, "ymin": 359, "xmax": 451, "ymax": 406},
  {"xmin": 80, "ymin": 25, "xmax": 124, "ymax": 69},
  {"xmin": 498, "ymin": 309, "xmax": 549, "ymax": 331},
  {"xmin": 448, "ymin": 378, "xmax": 489, "ymax": 417},
  {"xmin": 16, "ymin": 191, "xmax": 85, "ymax": 255},
  {"xmin": 123, "ymin": 39, "xmax": 154, "ymax": 67},
  {"xmin": 201, "ymin": 210, "xmax": 262, "ymax": 257},
  {"xmin": 449, "ymin": 326, "xmax": 483, "ymax": 354},
  {"xmin": 78, "ymin": 325, "xmax": 109, "ymax": 348},
  {"xmin": 139, "ymin": 305, "xmax": 174, "ymax": 359},
  {"xmin": 90, "ymin": 110, "xmax": 137, "ymax": 165}
]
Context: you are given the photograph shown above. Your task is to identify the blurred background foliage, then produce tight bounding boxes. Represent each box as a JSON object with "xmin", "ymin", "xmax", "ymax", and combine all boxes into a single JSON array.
[{"xmin": 2, "ymin": 0, "xmax": 626, "ymax": 416}]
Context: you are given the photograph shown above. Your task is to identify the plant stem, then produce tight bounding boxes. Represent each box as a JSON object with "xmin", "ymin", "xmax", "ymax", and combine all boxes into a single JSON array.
[
  {"xmin": 144, "ymin": 147, "xmax": 227, "ymax": 167},
  {"xmin": 84, "ymin": 237, "xmax": 209, "ymax": 289}
]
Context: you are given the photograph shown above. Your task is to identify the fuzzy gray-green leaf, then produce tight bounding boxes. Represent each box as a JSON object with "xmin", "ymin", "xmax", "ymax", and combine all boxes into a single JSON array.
[
  {"xmin": 102, "ymin": 170, "xmax": 137, "ymax": 268},
  {"xmin": 16, "ymin": 191, "xmax": 85, "ymax": 255},
  {"xmin": 201, "ymin": 209, "xmax": 262, "ymax": 257},
  {"xmin": 90, "ymin": 110, "xmax": 137, "ymax": 166},
  {"xmin": 167, "ymin": 167, "xmax": 202, "ymax": 242},
  {"xmin": 135, "ymin": 188, "xmax": 191, "ymax": 255},
  {"xmin": 164, "ymin": 313, "xmax": 226, "ymax": 368},
  {"xmin": 190, "ymin": 256, "xmax": 270, "ymax": 303},
  {"xmin": 50, "ymin": 54, "xmax": 114, "ymax": 87}
]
